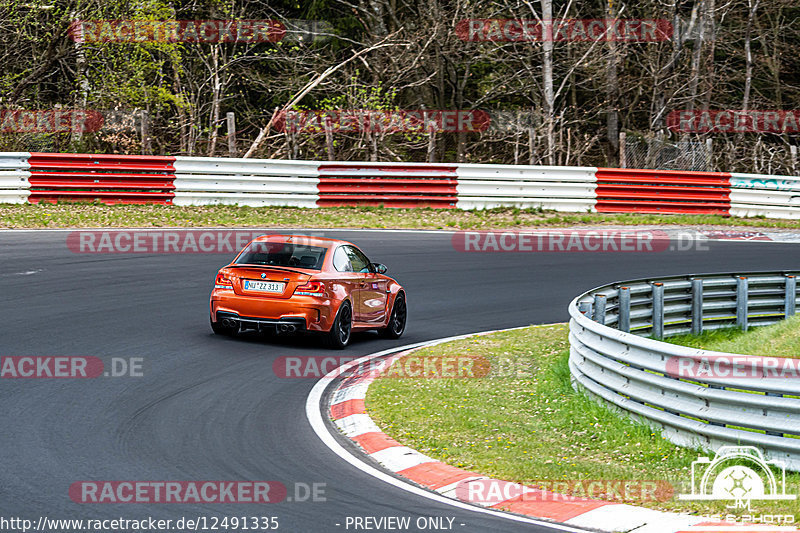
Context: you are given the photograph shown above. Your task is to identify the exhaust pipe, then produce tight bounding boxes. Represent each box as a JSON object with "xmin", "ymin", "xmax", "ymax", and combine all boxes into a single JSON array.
[
  {"xmin": 278, "ymin": 324, "xmax": 297, "ymax": 334},
  {"xmin": 222, "ymin": 318, "xmax": 238, "ymax": 328}
]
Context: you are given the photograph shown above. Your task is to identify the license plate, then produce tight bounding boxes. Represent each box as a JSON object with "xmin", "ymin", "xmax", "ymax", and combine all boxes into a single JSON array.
[{"xmin": 243, "ymin": 280, "xmax": 285, "ymax": 293}]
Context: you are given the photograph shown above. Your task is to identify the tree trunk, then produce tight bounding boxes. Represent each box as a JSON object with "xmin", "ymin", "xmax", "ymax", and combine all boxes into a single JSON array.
[
  {"xmin": 71, "ymin": 10, "xmax": 89, "ymax": 144},
  {"xmin": 738, "ymin": 0, "xmax": 758, "ymax": 154},
  {"xmin": 742, "ymin": 0, "xmax": 759, "ymax": 112},
  {"xmin": 140, "ymin": 109, "xmax": 150, "ymax": 155},
  {"xmin": 207, "ymin": 45, "xmax": 221, "ymax": 157},
  {"xmin": 605, "ymin": 1, "xmax": 620, "ymax": 164},
  {"xmin": 687, "ymin": 1, "xmax": 706, "ymax": 112},
  {"xmin": 541, "ymin": 0, "xmax": 555, "ymax": 165},
  {"xmin": 370, "ymin": 131, "xmax": 378, "ymax": 162},
  {"xmin": 651, "ymin": 4, "xmax": 685, "ymax": 130},
  {"xmin": 528, "ymin": 107, "xmax": 537, "ymax": 165},
  {"xmin": 173, "ymin": 63, "xmax": 188, "ymax": 155},
  {"xmin": 427, "ymin": 128, "xmax": 436, "ymax": 163},
  {"xmin": 700, "ymin": 0, "xmax": 716, "ymax": 111}
]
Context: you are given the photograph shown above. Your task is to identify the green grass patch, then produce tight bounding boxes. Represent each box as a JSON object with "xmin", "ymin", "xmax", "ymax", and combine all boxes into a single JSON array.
[
  {"xmin": 366, "ymin": 324, "xmax": 800, "ymax": 518},
  {"xmin": 664, "ymin": 315, "xmax": 800, "ymax": 359},
  {"xmin": 661, "ymin": 327, "xmax": 748, "ymax": 350},
  {"xmin": 3, "ymin": 203, "xmax": 800, "ymax": 229}
]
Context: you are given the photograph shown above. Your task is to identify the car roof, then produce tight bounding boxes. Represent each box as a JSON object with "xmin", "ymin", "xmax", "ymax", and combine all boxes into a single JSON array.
[{"xmin": 251, "ymin": 234, "xmax": 353, "ymax": 248}]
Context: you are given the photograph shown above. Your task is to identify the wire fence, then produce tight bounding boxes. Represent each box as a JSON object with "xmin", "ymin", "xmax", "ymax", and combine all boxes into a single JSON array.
[{"xmin": 625, "ymin": 136, "xmax": 711, "ymax": 171}]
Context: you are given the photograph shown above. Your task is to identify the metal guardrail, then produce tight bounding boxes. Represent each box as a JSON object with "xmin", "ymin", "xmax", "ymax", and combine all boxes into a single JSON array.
[
  {"xmin": 317, "ymin": 162, "xmax": 458, "ymax": 208},
  {"xmin": 0, "ymin": 153, "xmax": 31, "ymax": 204},
  {"xmin": 594, "ymin": 168, "xmax": 731, "ymax": 215},
  {"xmin": 455, "ymin": 164, "xmax": 596, "ymax": 211},
  {"xmin": 27, "ymin": 152, "xmax": 176, "ymax": 204},
  {"xmin": 172, "ymin": 157, "xmax": 319, "ymax": 208},
  {"xmin": 730, "ymin": 173, "xmax": 800, "ymax": 219},
  {"xmin": 569, "ymin": 271, "xmax": 800, "ymax": 470},
  {"xmin": 3, "ymin": 152, "xmax": 800, "ymax": 217}
]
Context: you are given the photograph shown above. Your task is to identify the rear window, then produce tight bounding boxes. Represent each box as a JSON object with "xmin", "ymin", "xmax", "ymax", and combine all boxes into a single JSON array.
[{"xmin": 234, "ymin": 242, "xmax": 327, "ymax": 270}]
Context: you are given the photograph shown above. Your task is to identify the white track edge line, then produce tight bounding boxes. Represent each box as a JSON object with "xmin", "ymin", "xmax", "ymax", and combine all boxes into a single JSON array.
[{"xmin": 305, "ymin": 328, "xmax": 591, "ymax": 533}]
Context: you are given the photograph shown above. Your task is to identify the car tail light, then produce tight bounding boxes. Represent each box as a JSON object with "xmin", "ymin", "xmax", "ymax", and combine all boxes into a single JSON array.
[
  {"xmin": 215, "ymin": 272, "xmax": 233, "ymax": 289},
  {"xmin": 294, "ymin": 281, "xmax": 325, "ymax": 296}
]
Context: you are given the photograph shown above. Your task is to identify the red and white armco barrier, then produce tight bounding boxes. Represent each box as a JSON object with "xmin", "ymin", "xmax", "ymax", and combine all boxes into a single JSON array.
[{"xmin": 3, "ymin": 152, "xmax": 800, "ymax": 218}]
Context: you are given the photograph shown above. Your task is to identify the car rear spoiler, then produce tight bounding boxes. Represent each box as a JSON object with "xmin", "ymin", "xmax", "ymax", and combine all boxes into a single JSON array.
[{"xmin": 230, "ymin": 264, "xmax": 313, "ymax": 275}]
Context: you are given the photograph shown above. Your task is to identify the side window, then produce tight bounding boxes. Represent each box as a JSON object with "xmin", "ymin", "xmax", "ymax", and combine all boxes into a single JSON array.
[
  {"xmin": 332, "ymin": 246, "xmax": 352, "ymax": 272},
  {"xmin": 345, "ymin": 246, "xmax": 372, "ymax": 273}
]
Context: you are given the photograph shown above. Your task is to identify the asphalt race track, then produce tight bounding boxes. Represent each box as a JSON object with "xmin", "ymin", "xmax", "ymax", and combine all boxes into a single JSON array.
[{"xmin": 1, "ymin": 229, "xmax": 798, "ymax": 532}]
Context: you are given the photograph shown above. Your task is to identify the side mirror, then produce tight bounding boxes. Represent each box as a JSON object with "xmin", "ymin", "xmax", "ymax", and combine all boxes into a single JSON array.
[{"xmin": 373, "ymin": 263, "xmax": 388, "ymax": 274}]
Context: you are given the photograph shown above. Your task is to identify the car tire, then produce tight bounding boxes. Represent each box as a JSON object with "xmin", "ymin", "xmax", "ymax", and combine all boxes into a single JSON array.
[
  {"xmin": 380, "ymin": 292, "xmax": 406, "ymax": 339},
  {"xmin": 210, "ymin": 316, "xmax": 237, "ymax": 336},
  {"xmin": 324, "ymin": 301, "xmax": 352, "ymax": 349}
]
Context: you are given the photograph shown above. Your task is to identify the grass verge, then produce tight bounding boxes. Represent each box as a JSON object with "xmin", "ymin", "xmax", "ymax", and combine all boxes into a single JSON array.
[
  {"xmin": 2, "ymin": 203, "xmax": 800, "ymax": 229},
  {"xmin": 663, "ymin": 314, "xmax": 800, "ymax": 359},
  {"xmin": 365, "ymin": 324, "xmax": 800, "ymax": 519}
]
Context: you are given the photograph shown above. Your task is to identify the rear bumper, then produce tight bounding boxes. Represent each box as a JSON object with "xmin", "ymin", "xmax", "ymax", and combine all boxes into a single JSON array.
[
  {"xmin": 210, "ymin": 289, "xmax": 333, "ymax": 332},
  {"xmin": 215, "ymin": 311, "xmax": 308, "ymax": 332}
]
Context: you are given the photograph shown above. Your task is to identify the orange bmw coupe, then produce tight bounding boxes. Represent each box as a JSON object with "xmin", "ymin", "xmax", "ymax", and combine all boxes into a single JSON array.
[{"xmin": 210, "ymin": 235, "xmax": 406, "ymax": 348}]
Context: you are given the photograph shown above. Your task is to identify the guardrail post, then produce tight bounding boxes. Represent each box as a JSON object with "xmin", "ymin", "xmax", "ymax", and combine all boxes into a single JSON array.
[
  {"xmin": 691, "ymin": 278, "xmax": 703, "ymax": 336},
  {"xmin": 786, "ymin": 275, "xmax": 796, "ymax": 318},
  {"xmin": 226, "ymin": 112, "xmax": 237, "ymax": 157},
  {"xmin": 651, "ymin": 282, "xmax": 664, "ymax": 339},
  {"xmin": 593, "ymin": 294, "xmax": 607, "ymax": 325},
  {"xmin": 736, "ymin": 276, "xmax": 748, "ymax": 331},
  {"xmin": 618, "ymin": 287, "xmax": 630, "ymax": 332}
]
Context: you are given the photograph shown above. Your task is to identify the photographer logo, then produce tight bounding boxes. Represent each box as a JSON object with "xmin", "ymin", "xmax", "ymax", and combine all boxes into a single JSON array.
[{"xmin": 679, "ymin": 446, "xmax": 796, "ymax": 510}]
